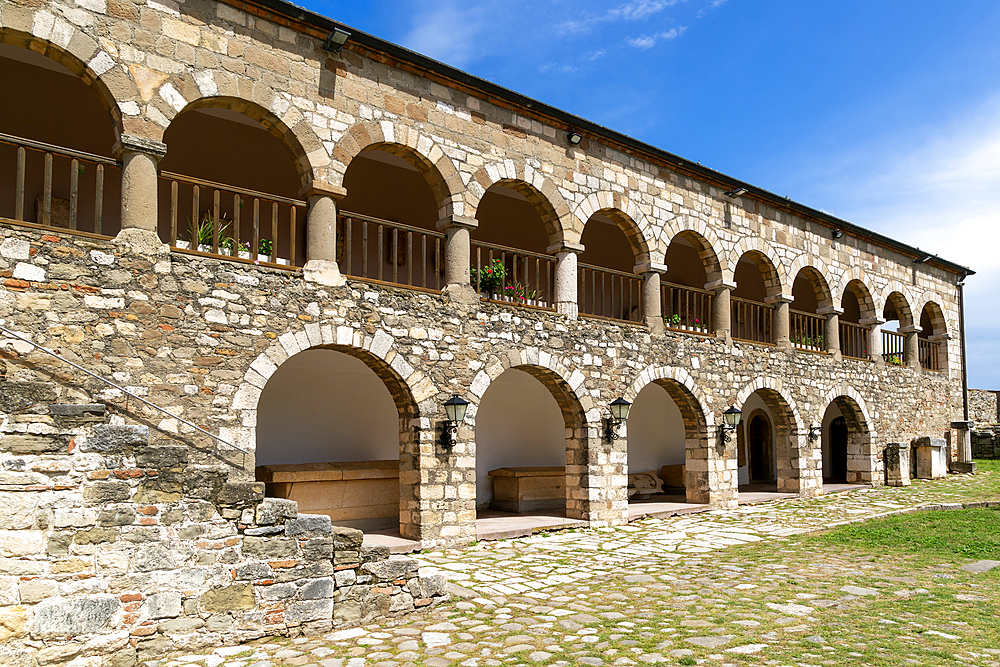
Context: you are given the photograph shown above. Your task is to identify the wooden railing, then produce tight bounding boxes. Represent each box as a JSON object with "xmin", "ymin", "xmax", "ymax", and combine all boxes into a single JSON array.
[
  {"xmin": 839, "ymin": 321, "xmax": 869, "ymax": 360},
  {"xmin": 882, "ymin": 330, "xmax": 905, "ymax": 366},
  {"xmin": 578, "ymin": 263, "xmax": 643, "ymax": 322},
  {"xmin": 790, "ymin": 309, "xmax": 826, "ymax": 352},
  {"xmin": 338, "ymin": 211, "xmax": 444, "ymax": 290},
  {"xmin": 731, "ymin": 297, "xmax": 773, "ymax": 344},
  {"xmin": 919, "ymin": 338, "xmax": 942, "ymax": 372},
  {"xmin": 661, "ymin": 281, "xmax": 713, "ymax": 334},
  {"xmin": 161, "ymin": 171, "xmax": 306, "ymax": 267},
  {"xmin": 471, "ymin": 241, "xmax": 556, "ymax": 309},
  {"xmin": 0, "ymin": 132, "xmax": 119, "ymax": 236}
]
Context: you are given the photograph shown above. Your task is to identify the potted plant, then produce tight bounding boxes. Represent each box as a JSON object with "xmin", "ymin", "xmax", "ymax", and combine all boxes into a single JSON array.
[{"xmin": 471, "ymin": 259, "xmax": 507, "ymax": 297}]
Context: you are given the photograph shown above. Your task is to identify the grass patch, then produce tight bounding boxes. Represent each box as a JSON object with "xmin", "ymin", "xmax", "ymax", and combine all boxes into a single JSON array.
[
  {"xmin": 812, "ymin": 508, "xmax": 1000, "ymax": 561},
  {"xmin": 974, "ymin": 458, "xmax": 1000, "ymax": 474}
]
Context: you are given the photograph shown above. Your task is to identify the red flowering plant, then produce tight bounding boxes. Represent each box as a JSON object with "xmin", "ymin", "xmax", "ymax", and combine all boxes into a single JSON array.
[{"xmin": 471, "ymin": 259, "xmax": 507, "ymax": 295}]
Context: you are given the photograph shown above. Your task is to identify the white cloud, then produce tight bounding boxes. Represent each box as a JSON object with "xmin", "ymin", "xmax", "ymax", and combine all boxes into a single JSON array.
[
  {"xmin": 558, "ymin": 0, "xmax": 680, "ymax": 33},
  {"xmin": 402, "ymin": 3, "xmax": 490, "ymax": 66},
  {"xmin": 627, "ymin": 27, "xmax": 687, "ymax": 49}
]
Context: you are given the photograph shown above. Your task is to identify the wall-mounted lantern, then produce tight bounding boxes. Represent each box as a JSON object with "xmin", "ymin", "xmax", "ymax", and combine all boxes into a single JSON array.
[
  {"xmin": 604, "ymin": 397, "xmax": 632, "ymax": 442},
  {"xmin": 567, "ymin": 130, "xmax": 583, "ymax": 146},
  {"xmin": 808, "ymin": 422, "xmax": 823, "ymax": 442},
  {"xmin": 441, "ymin": 394, "xmax": 469, "ymax": 447},
  {"xmin": 720, "ymin": 405, "xmax": 742, "ymax": 442},
  {"xmin": 323, "ymin": 27, "xmax": 351, "ymax": 53}
]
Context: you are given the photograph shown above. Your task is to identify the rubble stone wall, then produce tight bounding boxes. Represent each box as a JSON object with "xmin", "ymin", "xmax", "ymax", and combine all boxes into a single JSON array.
[{"xmin": 970, "ymin": 389, "xmax": 999, "ymax": 425}]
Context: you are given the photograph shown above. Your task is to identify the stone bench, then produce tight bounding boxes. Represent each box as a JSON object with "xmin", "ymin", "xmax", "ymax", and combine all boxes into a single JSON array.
[
  {"xmin": 256, "ymin": 460, "xmax": 399, "ymax": 531},
  {"xmin": 488, "ymin": 466, "xmax": 565, "ymax": 513}
]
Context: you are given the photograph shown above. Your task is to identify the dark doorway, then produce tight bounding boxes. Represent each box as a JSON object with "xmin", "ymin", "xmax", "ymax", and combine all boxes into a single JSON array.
[
  {"xmin": 827, "ymin": 416, "xmax": 848, "ymax": 482},
  {"xmin": 748, "ymin": 414, "xmax": 773, "ymax": 482}
]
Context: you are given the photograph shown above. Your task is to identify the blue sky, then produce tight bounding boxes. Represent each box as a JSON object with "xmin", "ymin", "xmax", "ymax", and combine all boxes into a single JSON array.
[{"xmin": 310, "ymin": 0, "xmax": 1000, "ymax": 389}]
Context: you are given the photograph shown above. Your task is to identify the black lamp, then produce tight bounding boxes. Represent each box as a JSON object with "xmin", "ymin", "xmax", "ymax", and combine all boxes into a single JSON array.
[
  {"xmin": 323, "ymin": 28, "xmax": 351, "ymax": 53},
  {"xmin": 720, "ymin": 405, "xmax": 742, "ymax": 442},
  {"xmin": 808, "ymin": 422, "xmax": 823, "ymax": 442},
  {"xmin": 568, "ymin": 130, "xmax": 583, "ymax": 146},
  {"xmin": 441, "ymin": 394, "xmax": 469, "ymax": 447},
  {"xmin": 604, "ymin": 397, "xmax": 632, "ymax": 441}
]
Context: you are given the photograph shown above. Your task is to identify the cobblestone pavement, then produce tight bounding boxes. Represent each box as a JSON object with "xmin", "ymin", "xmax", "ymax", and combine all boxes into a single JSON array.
[{"xmin": 148, "ymin": 472, "xmax": 1000, "ymax": 667}]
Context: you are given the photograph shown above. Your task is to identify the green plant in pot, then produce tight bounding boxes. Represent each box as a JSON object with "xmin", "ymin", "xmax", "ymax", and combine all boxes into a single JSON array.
[{"xmin": 470, "ymin": 259, "xmax": 507, "ymax": 295}]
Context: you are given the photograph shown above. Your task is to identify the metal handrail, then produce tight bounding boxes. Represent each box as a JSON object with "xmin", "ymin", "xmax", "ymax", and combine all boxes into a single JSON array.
[{"xmin": 0, "ymin": 325, "xmax": 247, "ymax": 454}]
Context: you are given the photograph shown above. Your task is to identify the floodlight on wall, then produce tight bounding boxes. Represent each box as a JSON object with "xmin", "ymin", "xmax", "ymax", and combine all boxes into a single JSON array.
[
  {"xmin": 441, "ymin": 394, "xmax": 469, "ymax": 447},
  {"xmin": 604, "ymin": 397, "xmax": 632, "ymax": 442},
  {"xmin": 808, "ymin": 422, "xmax": 823, "ymax": 442},
  {"xmin": 719, "ymin": 405, "xmax": 742, "ymax": 443},
  {"xmin": 832, "ymin": 229, "xmax": 844, "ymax": 240},
  {"xmin": 568, "ymin": 130, "xmax": 583, "ymax": 146},
  {"xmin": 724, "ymin": 188, "xmax": 748, "ymax": 198},
  {"xmin": 323, "ymin": 28, "xmax": 351, "ymax": 53},
  {"xmin": 914, "ymin": 253, "xmax": 934, "ymax": 264}
]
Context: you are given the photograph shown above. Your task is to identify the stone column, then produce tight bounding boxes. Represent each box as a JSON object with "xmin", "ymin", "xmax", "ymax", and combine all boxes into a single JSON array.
[
  {"xmin": 884, "ymin": 442, "xmax": 910, "ymax": 487},
  {"xmin": 437, "ymin": 214, "xmax": 479, "ymax": 304},
  {"xmin": 928, "ymin": 333, "xmax": 951, "ymax": 372},
  {"xmin": 766, "ymin": 293, "xmax": 794, "ymax": 349},
  {"xmin": 301, "ymin": 182, "xmax": 347, "ymax": 287},
  {"xmin": 706, "ymin": 279, "xmax": 736, "ymax": 342},
  {"xmin": 860, "ymin": 316, "xmax": 885, "ymax": 365},
  {"xmin": 950, "ymin": 420, "xmax": 976, "ymax": 473},
  {"xmin": 114, "ymin": 135, "xmax": 168, "ymax": 252},
  {"xmin": 899, "ymin": 325, "xmax": 922, "ymax": 369},
  {"xmin": 548, "ymin": 240, "xmax": 585, "ymax": 319},
  {"xmin": 818, "ymin": 306, "xmax": 843, "ymax": 357},
  {"xmin": 634, "ymin": 261, "xmax": 667, "ymax": 334}
]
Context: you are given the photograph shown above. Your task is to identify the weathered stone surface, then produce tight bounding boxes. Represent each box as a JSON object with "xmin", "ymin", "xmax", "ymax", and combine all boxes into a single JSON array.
[
  {"xmin": 0, "ymin": 608, "xmax": 28, "ymax": 642},
  {"xmin": 299, "ymin": 577, "xmax": 335, "ymax": 599},
  {"xmin": 200, "ymin": 584, "xmax": 255, "ymax": 612},
  {"xmin": 83, "ymin": 425, "xmax": 149, "ymax": 453},
  {"xmin": 0, "ymin": 382, "xmax": 56, "ymax": 413},
  {"xmin": 285, "ymin": 514, "xmax": 332, "ymax": 536},
  {"xmin": 48, "ymin": 404, "xmax": 106, "ymax": 417},
  {"xmin": 961, "ymin": 560, "xmax": 1000, "ymax": 573},
  {"xmin": 242, "ymin": 536, "xmax": 297, "ymax": 559},
  {"xmin": 0, "ymin": 434, "xmax": 70, "ymax": 454},
  {"xmin": 362, "ymin": 557, "xmax": 419, "ymax": 581},
  {"xmin": 216, "ymin": 482, "xmax": 264, "ymax": 508},
  {"xmin": 135, "ymin": 445, "xmax": 188, "ymax": 469},
  {"xmin": 255, "ymin": 497, "xmax": 298, "ymax": 525},
  {"xmin": 36, "ymin": 643, "xmax": 82, "ymax": 665},
  {"xmin": 83, "ymin": 481, "xmax": 131, "ymax": 505},
  {"xmin": 285, "ymin": 598, "xmax": 334, "ymax": 623},
  {"xmin": 146, "ymin": 591, "xmax": 182, "ymax": 619},
  {"xmin": 332, "ymin": 526, "xmax": 364, "ymax": 550},
  {"xmin": 33, "ymin": 596, "xmax": 118, "ymax": 637}
]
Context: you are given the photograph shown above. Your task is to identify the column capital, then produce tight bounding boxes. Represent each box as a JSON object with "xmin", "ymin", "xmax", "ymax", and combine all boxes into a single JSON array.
[
  {"xmin": 764, "ymin": 293, "xmax": 794, "ymax": 305},
  {"xmin": 859, "ymin": 316, "xmax": 886, "ymax": 326},
  {"xmin": 547, "ymin": 240, "xmax": 585, "ymax": 255},
  {"xmin": 704, "ymin": 279, "xmax": 737, "ymax": 292},
  {"xmin": 633, "ymin": 261, "xmax": 667, "ymax": 275},
  {"xmin": 299, "ymin": 182, "xmax": 347, "ymax": 200},
  {"xmin": 898, "ymin": 325, "xmax": 922, "ymax": 334},
  {"xmin": 436, "ymin": 214, "xmax": 479, "ymax": 231},
  {"xmin": 113, "ymin": 134, "xmax": 167, "ymax": 160},
  {"xmin": 950, "ymin": 420, "xmax": 974, "ymax": 430},
  {"xmin": 817, "ymin": 305, "xmax": 844, "ymax": 316}
]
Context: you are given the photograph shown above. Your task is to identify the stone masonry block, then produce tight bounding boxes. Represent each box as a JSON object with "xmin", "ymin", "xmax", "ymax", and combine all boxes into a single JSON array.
[
  {"xmin": 285, "ymin": 514, "xmax": 332, "ymax": 537},
  {"xmin": 83, "ymin": 425, "xmax": 149, "ymax": 453}
]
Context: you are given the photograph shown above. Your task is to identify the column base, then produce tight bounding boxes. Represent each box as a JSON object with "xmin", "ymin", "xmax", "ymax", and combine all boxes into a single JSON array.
[
  {"xmin": 113, "ymin": 228, "xmax": 169, "ymax": 256},
  {"xmin": 442, "ymin": 283, "xmax": 480, "ymax": 306},
  {"xmin": 302, "ymin": 259, "xmax": 346, "ymax": 287},
  {"xmin": 557, "ymin": 302, "xmax": 579, "ymax": 319},
  {"xmin": 644, "ymin": 315, "xmax": 665, "ymax": 334}
]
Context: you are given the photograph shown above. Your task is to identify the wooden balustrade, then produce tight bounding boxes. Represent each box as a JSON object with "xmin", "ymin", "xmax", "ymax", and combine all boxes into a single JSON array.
[
  {"xmin": 839, "ymin": 320, "xmax": 869, "ymax": 360},
  {"xmin": 578, "ymin": 263, "xmax": 643, "ymax": 322},
  {"xmin": 161, "ymin": 171, "xmax": 306, "ymax": 267},
  {"xmin": 790, "ymin": 309, "xmax": 826, "ymax": 352},
  {"xmin": 337, "ymin": 211, "xmax": 444, "ymax": 290},
  {"xmin": 731, "ymin": 296, "xmax": 773, "ymax": 344},
  {"xmin": 471, "ymin": 240, "xmax": 555, "ymax": 309},
  {"xmin": 661, "ymin": 281, "xmax": 713, "ymax": 334},
  {"xmin": 1, "ymin": 132, "xmax": 119, "ymax": 237},
  {"xmin": 919, "ymin": 338, "xmax": 942, "ymax": 371},
  {"xmin": 882, "ymin": 330, "xmax": 905, "ymax": 366}
]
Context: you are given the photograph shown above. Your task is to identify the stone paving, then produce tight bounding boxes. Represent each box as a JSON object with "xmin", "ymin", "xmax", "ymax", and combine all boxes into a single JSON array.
[{"xmin": 146, "ymin": 471, "xmax": 1000, "ymax": 667}]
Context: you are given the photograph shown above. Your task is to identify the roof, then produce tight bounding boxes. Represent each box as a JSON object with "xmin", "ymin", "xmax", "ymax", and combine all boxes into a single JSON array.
[{"xmin": 226, "ymin": 0, "xmax": 974, "ymax": 278}]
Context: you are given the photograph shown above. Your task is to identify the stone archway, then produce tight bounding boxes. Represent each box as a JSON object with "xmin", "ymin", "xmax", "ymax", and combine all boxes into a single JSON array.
[{"xmin": 819, "ymin": 385, "xmax": 879, "ymax": 485}]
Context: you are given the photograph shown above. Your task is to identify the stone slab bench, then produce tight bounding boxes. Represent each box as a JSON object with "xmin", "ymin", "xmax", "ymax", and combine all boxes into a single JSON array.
[
  {"xmin": 488, "ymin": 466, "xmax": 565, "ymax": 513},
  {"xmin": 256, "ymin": 460, "xmax": 399, "ymax": 530}
]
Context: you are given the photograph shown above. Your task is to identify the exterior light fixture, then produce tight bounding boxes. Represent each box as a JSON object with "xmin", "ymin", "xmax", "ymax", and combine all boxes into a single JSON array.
[
  {"xmin": 832, "ymin": 229, "xmax": 844, "ymax": 240},
  {"xmin": 568, "ymin": 130, "xmax": 583, "ymax": 146},
  {"xmin": 808, "ymin": 423, "xmax": 823, "ymax": 442},
  {"xmin": 441, "ymin": 394, "xmax": 469, "ymax": 447},
  {"xmin": 914, "ymin": 253, "xmax": 933, "ymax": 264},
  {"xmin": 724, "ymin": 187, "xmax": 748, "ymax": 198},
  {"xmin": 720, "ymin": 405, "xmax": 742, "ymax": 442},
  {"xmin": 323, "ymin": 27, "xmax": 351, "ymax": 53},
  {"xmin": 604, "ymin": 397, "xmax": 632, "ymax": 442}
]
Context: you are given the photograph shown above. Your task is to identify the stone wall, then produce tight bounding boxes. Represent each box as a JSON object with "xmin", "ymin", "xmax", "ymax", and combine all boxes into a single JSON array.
[
  {"xmin": 0, "ymin": 384, "xmax": 447, "ymax": 666},
  {"xmin": 970, "ymin": 389, "xmax": 999, "ymax": 425}
]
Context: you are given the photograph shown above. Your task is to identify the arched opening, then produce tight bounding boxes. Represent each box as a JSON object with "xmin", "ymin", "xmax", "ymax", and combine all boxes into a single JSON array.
[
  {"xmin": 918, "ymin": 301, "xmax": 947, "ymax": 372},
  {"xmin": 732, "ymin": 251, "xmax": 779, "ymax": 344},
  {"xmin": 0, "ymin": 39, "xmax": 122, "ymax": 235},
  {"xmin": 662, "ymin": 232, "xmax": 717, "ymax": 334},
  {"xmin": 736, "ymin": 388, "xmax": 802, "ymax": 495},
  {"xmin": 337, "ymin": 145, "xmax": 446, "ymax": 290},
  {"xmin": 821, "ymin": 395, "xmax": 877, "ymax": 485},
  {"xmin": 790, "ymin": 267, "xmax": 831, "ymax": 353},
  {"xmin": 159, "ymin": 104, "xmax": 306, "ymax": 266},
  {"xmin": 474, "ymin": 366, "xmax": 584, "ymax": 528},
  {"xmin": 625, "ymin": 379, "xmax": 712, "ymax": 511},
  {"xmin": 840, "ymin": 279, "xmax": 875, "ymax": 360},
  {"xmin": 254, "ymin": 347, "xmax": 416, "ymax": 533},
  {"xmin": 471, "ymin": 182, "xmax": 557, "ymax": 308},
  {"xmin": 882, "ymin": 292, "xmax": 912, "ymax": 366},
  {"xmin": 578, "ymin": 211, "xmax": 642, "ymax": 322}
]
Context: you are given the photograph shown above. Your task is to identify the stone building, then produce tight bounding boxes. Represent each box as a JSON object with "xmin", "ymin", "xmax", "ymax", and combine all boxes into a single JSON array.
[{"xmin": 0, "ymin": 0, "xmax": 974, "ymax": 661}]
